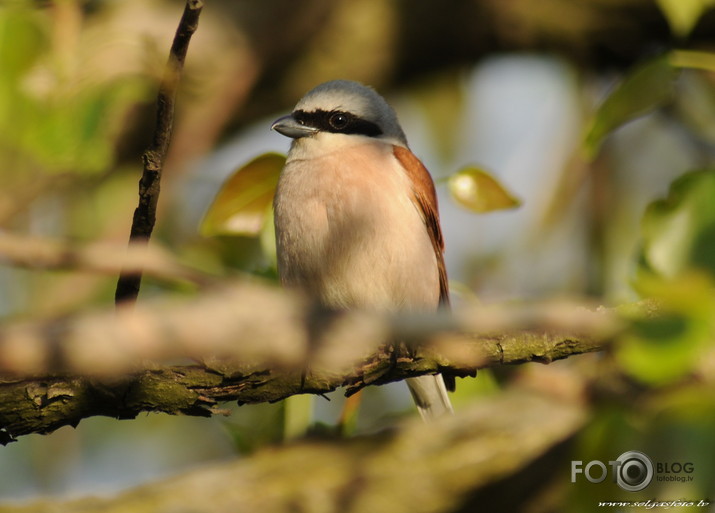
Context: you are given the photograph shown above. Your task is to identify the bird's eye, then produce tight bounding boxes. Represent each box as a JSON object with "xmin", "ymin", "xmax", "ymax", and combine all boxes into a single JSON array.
[{"xmin": 328, "ymin": 112, "xmax": 349, "ymax": 130}]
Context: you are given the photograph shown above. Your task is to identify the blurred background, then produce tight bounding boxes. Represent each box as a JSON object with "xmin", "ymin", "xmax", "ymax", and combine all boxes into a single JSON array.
[{"xmin": 2, "ymin": 0, "xmax": 715, "ymax": 511}]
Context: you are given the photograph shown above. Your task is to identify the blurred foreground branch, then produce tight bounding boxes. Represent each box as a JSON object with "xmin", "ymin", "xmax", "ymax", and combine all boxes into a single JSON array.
[
  {"xmin": 0, "ymin": 390, "xmax": 585, "ymax": 513},
  {"xmin": 0, "ymin": 279, "xmax": 621, "ymax": 443},
  {"xmin": 0, "ymin": 232, "xmax": 212, "ymax": 286},
  {"xmin": 115, "ymin": 0, "xmax": 203, "ymax": 304}
]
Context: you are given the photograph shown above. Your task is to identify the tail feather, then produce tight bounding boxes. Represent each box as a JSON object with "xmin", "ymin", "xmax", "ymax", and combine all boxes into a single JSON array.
[{"xmin": 406, "ymin": 374, "xmax": 453, "ymax": 420}]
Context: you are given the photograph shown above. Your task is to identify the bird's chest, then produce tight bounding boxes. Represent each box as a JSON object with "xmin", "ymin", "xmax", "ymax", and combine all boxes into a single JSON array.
[{"xmin": 273, "ymin": 145, "xmax": 438, "ymax": 309}]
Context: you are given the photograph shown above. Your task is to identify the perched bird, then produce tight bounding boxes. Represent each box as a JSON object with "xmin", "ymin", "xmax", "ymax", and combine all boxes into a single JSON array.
[{"xmin": 271, "ymin": 79, "xmax": 453, "ymax": 420}]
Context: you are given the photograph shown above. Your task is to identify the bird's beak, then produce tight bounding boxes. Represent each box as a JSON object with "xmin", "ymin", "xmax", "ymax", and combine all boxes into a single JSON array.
[{"xmin": 271, "ymin": 115, "xmax": 318, "ymax": 139}]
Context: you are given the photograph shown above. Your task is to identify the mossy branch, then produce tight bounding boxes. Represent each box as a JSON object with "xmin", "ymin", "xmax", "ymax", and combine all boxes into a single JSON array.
[{"xmin": 0, "ymin": 308, "xmax": 610, "ymax": 444}]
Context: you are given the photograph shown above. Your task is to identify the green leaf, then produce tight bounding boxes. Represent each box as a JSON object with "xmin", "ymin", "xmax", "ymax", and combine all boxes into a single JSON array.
[
  {"xmin": 201, "ymin": 153, "xmax": 285, "ymax": 237},
  {"xmin": 669, "ymin": 49, "xmax": 715, "ymax": 72},
  {"xmin": 222, "ymin": 402, "xmax": 285, "ymax": 454},
  {"xmin": 617, "ymin": 317, "xmax": 700, "ymax": 386},
  {"xmin": 259, "ymin": 204, "xmax": 277, "ymax": 268},
  {"xmin": 625, "ymin": 169, "xmax": 715, "ymax": 385},
  {"xmin": 583, "ymin": 57, "xmax": 680, "ymax": 159},
  {"xmin": 283, "ymin": 394, "xmax": 314, "ymax": 440},
  {"xmin": 671, "ymin": 70, "xmax": 715, "ymax": 145},
  {"xmin": 3, "ymin": 76, "xmax": 151, "ymax": 175},
  {"xmin": 655, "ymin": 0, "xmax": 715, "ymax": 38},
  {"xmin": 617, "ymin": 274, "xmax": 715, "ymax": 386},
  {"xmin": 447, "ymin": 165, "xmax": 521, "ymax": 213},
  {"xmin": 637, "ymin": 169, "xmax": 715, "ymax": 281},
  {"xmin": 0, "ymin": 7, "xmax": 47, "ymax": 81}
]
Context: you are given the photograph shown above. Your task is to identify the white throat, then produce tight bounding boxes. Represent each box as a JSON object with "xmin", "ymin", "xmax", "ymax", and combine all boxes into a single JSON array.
[{"xmin": 287, "ymin": 132, "xmax": 406, "ymax": 163}]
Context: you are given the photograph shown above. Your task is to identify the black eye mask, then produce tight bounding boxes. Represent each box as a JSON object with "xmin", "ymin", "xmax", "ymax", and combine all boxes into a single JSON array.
[{"xmin": 292, "ymin": 109, "xmax": 383, "ymax": 137}]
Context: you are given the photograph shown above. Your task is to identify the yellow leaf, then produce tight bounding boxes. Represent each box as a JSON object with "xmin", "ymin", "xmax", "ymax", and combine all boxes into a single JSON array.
[
  {"xmin": 447, "ymin": 166, "xmax": 521, "ymax": 213},
  {"xmin": 668, "ymin": 49, "xmax": 715, "ymax": 72},
  {"xmin": 200, "ymin": 153, "xmax": 285, "ymax": 237},
  {"xmin": 655, "ymin": 0, "xmax": 715, "ymax": 38}
]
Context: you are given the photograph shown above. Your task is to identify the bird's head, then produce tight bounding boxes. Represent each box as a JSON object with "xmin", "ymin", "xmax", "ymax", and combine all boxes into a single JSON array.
[{"xmin": 271, "ymin": 80, "xmax": 408, "ymax": 147}]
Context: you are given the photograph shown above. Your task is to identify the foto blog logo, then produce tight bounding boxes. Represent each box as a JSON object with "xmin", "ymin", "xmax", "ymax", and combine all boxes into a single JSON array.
[{"xmin": 571, "ymin": 451, "xmax": 654, "ymax": 492}]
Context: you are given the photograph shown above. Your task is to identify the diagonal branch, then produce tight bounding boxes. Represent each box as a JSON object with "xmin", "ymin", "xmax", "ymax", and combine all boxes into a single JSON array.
[
  {"xmin": 0, "ymin": 390, "xmax": 585, "ymax": 513},
  {"xmin": 115, "ymin": 0, "xmax": 204, "ymax": 304}
]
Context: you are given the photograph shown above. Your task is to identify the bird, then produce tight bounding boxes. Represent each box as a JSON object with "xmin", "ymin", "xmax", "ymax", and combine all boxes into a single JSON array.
[{"xmin": 271, "ymin": 79, "xmax": 453, "ymax": 420}]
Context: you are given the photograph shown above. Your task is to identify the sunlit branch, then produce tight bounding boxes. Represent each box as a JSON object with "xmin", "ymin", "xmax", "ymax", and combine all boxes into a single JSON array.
[{"xmin": 0, "ymin": 280, "xmax": 621, "ymax": 443}]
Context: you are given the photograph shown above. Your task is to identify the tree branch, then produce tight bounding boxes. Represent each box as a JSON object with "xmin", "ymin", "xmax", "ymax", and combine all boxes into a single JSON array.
[
  {"xmin": 0, "ymin": 232, "xmax": 212, "ymax": 286},
  {"xmin": 0, "ymin": 284, "xmax": 617, "ymax": 443},
  {"xmin": 115, "ymin": 0, "xmax": 203, "ymax": 304},
  {"xmin": 0, "ymin": 279, "xmax": 622, "ymax": 376},
  {"xmin": 0, "ymin": 390, "xmax": 585, "ymax": 513}
]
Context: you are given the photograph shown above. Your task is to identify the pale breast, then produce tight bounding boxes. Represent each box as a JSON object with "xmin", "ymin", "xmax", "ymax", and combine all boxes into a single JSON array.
[{"xmin": 273, "ymin": 137, "xmax": 439, "ymax": 311}]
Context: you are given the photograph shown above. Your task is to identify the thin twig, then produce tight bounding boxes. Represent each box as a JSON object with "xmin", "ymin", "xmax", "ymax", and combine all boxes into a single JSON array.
[{"xmin": 115, "ymin": 0, "xmax": 204, "ymax": 305}]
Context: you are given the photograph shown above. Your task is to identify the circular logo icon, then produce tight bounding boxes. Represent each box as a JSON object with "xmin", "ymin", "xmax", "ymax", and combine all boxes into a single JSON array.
[{"xmin": 615, "ymin": 451, "xmax": 654, "ymax": 492}]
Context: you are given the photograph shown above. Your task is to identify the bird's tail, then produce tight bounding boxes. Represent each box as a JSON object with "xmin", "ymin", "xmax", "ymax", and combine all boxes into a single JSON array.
[{"xmin": 406, "ymin": 374, "xmax": 453, "ymax": 420}]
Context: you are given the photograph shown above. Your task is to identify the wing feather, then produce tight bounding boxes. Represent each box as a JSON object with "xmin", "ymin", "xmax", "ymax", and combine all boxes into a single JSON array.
[
  {"xmin": 393, "ymin": 145, "xmax": 454, "ymax": 390},
  {"xmin": 392, "ymin": 145, "xmax": 449, "ymax": 307}
]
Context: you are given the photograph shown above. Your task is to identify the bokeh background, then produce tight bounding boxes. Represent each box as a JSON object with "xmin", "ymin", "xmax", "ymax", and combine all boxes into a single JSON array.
[{"xmin": 2, "ymin": 0, "xmax": 715, "ymax": 511}]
